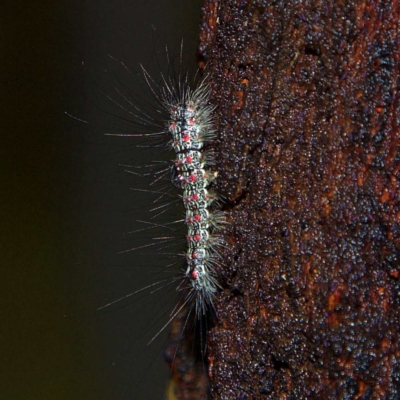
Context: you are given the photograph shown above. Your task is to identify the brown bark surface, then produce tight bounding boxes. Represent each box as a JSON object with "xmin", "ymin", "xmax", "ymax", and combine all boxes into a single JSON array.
[{"xmin": 171, "ymin": 1, "xmax": 400, "ymax": 399}]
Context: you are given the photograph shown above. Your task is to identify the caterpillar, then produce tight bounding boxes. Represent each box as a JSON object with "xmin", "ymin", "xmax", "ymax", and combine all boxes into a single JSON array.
[
  {"xmin": 67, "ymin": 47, "xmax": 225, "ymax": 397},
  {"xmin": 137, "ymin": 61, "xmax": 226, "ymax": 397},
  {"xmin": 97, "ymin": 52, "xmax": 226, "ymax": 321},
  {"xmin": 161, "ymin": 73, "xmax": 224, "ymax": 316},
  {"xmin": 130, "ymin": 64, "xmax": 225, "ymax": 328}
]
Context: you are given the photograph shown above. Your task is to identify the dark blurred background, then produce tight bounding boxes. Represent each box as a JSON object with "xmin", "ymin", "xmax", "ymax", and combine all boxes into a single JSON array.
[{"xmin": 1, "ymin": 1, "xmax": 202, "ymax": 399}]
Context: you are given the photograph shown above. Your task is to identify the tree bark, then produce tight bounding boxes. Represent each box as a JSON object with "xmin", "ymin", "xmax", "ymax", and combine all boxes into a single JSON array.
[{"xmin": 171, "ymin": 0, "xmax": 400, "ymax": 398}]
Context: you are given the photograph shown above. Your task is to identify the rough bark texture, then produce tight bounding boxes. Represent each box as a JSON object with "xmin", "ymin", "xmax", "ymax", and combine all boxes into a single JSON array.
[{"xmin": 171, "ymin": 0, "xmax": 400, "ymax": 399}]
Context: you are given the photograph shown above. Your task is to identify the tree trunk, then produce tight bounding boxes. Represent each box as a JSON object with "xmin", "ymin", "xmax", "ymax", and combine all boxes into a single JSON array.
[{"xmin": 171, "ymin": 0, "xmax": 400, "ymax": 398}]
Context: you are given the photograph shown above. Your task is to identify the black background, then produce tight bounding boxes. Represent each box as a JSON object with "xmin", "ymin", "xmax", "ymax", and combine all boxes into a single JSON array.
[{"xmin": 1, "ymin": 1, "xmax": 202, "ymax": 399}]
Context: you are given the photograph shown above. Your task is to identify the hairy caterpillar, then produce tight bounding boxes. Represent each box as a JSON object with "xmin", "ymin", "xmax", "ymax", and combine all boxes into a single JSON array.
[
  {"xmin": 68, "ymin": 45, "xmax": 226, "ymax": 397},
  {"xmin": 104, "ymin": 55, "xmax": 226, "ymax": 328}
]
